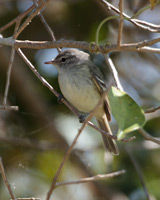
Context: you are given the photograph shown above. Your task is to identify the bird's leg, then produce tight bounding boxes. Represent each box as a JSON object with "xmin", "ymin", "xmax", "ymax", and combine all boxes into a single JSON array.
[
  {"xmin": 79, "ymin": 114, "xmax": 87, "ymax": 123},
  {"xmin": 57, "ymin": 94, "xmax": 64, "ymax": 104}
]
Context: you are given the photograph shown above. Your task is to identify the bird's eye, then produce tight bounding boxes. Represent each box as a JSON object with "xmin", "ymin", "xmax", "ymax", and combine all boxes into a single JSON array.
[{"xmin": 61, "ymin": 57, "xmax": 66, "ymax": 62}]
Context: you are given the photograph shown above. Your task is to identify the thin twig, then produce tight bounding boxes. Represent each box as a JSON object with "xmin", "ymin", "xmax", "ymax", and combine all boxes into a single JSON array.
[
  {"xmin": 145, "ymin": 105, "xmax": 160, "ymax": 113},
  {"xmin": 15, "ymin": 198, "xmax": 40, "ymax": 200},
  {"xmin": 0, "ymin": 157, "xmax": 16, "ymax": 200},
  {"xmin": 46, "ymin": 92, "xmax": 109, "ymax": 200},
  {"xmin": 0, "ymin": 105, "xmax": 19, "ymax": 111},
  {"xmin": 15, "ymin": 0, "xmax": 51, "ymax": 38},
  {"xmin": 0, "ymin": 4, "xmax": 35, "ymax": 33},
  {"xmin": 126, "ymin": 147, "xmax": 151, "ymax": 200},
  {"xmin": 3, "ymin": 20, "xmax": 20, "ymax": 105},
  {"xmin": 55, "ymin": 170, "xmax": 126, "ymax": 187},
  {"xmin": 139, "ymin": 128, "xmax": 160, "ymax": 145},
  {"xmin": 100, "ymin": 0, "xmax": 160, "ymax": 32},
  {"xmin": 3, "ymin": 47, "xmax": 15, "ymax": 105},
  {"xmin": 33, "ymin": 0, "xmax": 61, "ymax": 53},
  {"xmin": 121, "ymin": 136, "xmax": 136, "ymax": 143},
  {"xmin": 117, "ymin": 0, "xmax": 123, "ymax": 46},
  {"xmin": 88, "ymin": 121, "xmax": 117, "ymax": 140},
  {"xmin": 105, "ymin": 54, "xmax": 123, "ymax": 91}
]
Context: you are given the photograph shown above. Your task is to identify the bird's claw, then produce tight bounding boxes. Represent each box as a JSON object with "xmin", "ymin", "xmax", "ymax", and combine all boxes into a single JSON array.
[
  {"xmin": 79, "ymin": 115, "xmax": 86, "ymax": 123},
  {"xmin": 57, "ymin": 94, "xmax": 64, "ymax": 103}
]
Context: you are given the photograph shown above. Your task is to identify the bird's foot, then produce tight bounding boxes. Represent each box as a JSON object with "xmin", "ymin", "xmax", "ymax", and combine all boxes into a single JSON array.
[
  {"xmin": 57, "ymin": 94, "xmax": 64, "ymax": 104},
  {"xmin": 79, "ymin": 114, "xmax": 86, "ymax": 123}
]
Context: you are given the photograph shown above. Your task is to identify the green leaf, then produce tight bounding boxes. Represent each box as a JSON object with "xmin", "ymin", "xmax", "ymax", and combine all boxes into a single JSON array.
[{"xmin": 108, "ymin": 86, "xmax": 146, "ymax": 140}]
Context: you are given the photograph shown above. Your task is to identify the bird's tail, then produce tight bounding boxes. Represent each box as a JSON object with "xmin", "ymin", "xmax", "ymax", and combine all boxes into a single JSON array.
[{"xmin": 97, "ymin": 115, "xmax": 119, "ymax": 155}]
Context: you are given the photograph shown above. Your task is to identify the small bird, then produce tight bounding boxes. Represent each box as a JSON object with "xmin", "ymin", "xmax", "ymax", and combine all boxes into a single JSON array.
[{"xmin": 45, "ymin": 49, "xmax": 119, "ymax": 155}]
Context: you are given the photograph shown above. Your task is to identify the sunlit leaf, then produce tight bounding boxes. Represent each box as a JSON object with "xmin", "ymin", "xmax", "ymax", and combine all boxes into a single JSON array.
[{"xmin": 108, "ymin": 87, "xmax": 146, "ymax": 140}]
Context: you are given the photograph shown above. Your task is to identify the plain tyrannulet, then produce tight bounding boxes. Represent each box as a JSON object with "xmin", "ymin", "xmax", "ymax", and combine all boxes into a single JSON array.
[{"xmin": 45, "ymin": 49, "xmax": 119, "ymax": 155}]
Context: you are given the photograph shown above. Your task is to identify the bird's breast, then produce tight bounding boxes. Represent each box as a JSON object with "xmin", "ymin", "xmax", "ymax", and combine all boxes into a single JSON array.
[{"xmin": 58, "ymin": 72, "xmax": 101, "ymax": 113}]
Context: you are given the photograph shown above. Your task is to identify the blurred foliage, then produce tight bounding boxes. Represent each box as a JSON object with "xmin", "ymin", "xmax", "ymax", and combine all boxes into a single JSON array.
[{"xmin": 0, "ymin": 0, "xmax": 160, "ymax": 200}]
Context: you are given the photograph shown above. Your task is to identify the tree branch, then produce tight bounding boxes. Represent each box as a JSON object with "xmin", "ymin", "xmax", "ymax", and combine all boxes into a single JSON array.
[
  {"xmin": 55, "ymin": 170, "xmax": 126, "ymax": 187},
  {"xmin": 0, "ymin": 4, "xmax": 35, "ymax": 33},
  {"xmin": 117, "ymin": 0, "xmax": 123, "ymax": 46},
  {"xmin": 33, "ymin": 0, "xmax": 61, "ymax": 54},
  {"xmin": 100, "ymin": 0, "xmax": 160, "ymax": 32},
  {"xmin": 14, "ymin": 0, "xmax": 51, "ymax": 38},
  {"xmin": 145, "ymin": 105, "xmax": 160, "ymax": 113},
  {"xmin": 139, "ymin": 128, "xmax": 160, "ymax": 145},
  {"xmin": 104, "ymin": 54, "xmax": 123, "ymax": 91},
  {"xmin": 0, "ymin": 105, "xmax": 19, "ymax": 111},
  {"xmin": 0, "ymin": 158, "xmax": 16, "ymax": 200},
  {"xmin": 1, "ymin": 37, "xmax": 160, "ymax": 54}
]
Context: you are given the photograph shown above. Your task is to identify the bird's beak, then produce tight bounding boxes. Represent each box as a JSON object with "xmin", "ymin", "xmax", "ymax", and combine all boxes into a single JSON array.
[{"xmin": 44, "ymin": 60, "xmax": 55, "ymax": 64}]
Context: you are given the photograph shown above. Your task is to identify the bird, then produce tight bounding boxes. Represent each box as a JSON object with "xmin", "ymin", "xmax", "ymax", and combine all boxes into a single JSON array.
[{"xmin": 45, "ymin": 49, "xmax": 119, "ymax": 155}]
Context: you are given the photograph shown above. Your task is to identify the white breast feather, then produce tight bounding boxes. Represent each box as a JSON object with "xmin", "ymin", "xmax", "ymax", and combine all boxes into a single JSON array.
[{"xmin": 58, "ymin": 72, "xmax": 101, "ymax": 113}]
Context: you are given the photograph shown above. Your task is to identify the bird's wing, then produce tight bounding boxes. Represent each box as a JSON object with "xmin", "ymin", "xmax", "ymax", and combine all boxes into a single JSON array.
[{"xmin": 91, "ymin": 71, "xmax": 111, "ymax": 121}]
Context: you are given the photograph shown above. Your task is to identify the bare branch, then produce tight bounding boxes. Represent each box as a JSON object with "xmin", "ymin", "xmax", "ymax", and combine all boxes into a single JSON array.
[
  {"xmin": 139, "ymin": 128, "xmax": 160, "ymax": 145},
  {"xmin": 33, "ymin": 0, "xmax": 61, "ymax": 54},
  {"xmin": 105, "ymin": 54, "xmax": 123, "ymax": 91},
  {"xmin": 117, "ymin": 0, "xmax": 123, "ymax": 46},
  {"xmin": 1, "ymin": 36, "xmax": 160, "ymax": 54},
  {"xmin": 3, "ymin": 47, "xmax": 15, "ymax": 105},
  {"xmin": 55, "ymin": 170, "xmax": 126, "ymax": 187},
  {"xmin": 100, "ymin": 0, "xmax": 160, "ymax": 32},
  {"xmin": 145, "ymin": 105, "xmax": 160, "ymax": 113},
  {"xmin": 15, "ymin": 0, "xmax": 51, "ymax": 38},
  {"xmin": 3, "ymin": 19, "xmax": 21, "ymax": 106},
  {"xmin": 0, "ymin": 4, "xmax": 35, "ymax": 33},
  {"xmin": 121, "ymin": 136, "xmax": 136, "ymax": 143},
  {"xmin": 87, "ymin": 121, "xmax": 117, "ymax": 140},
  {"xmin": 14, "ymin": 198, "xmax": 40, "ymax": 200},
  {"xmin": 0, "ymin": 157, "xmax": 16, "ymax": 200},
  {"xmin": 0, "ymin": 106, "xmax": 19, "ymax": 111}
]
